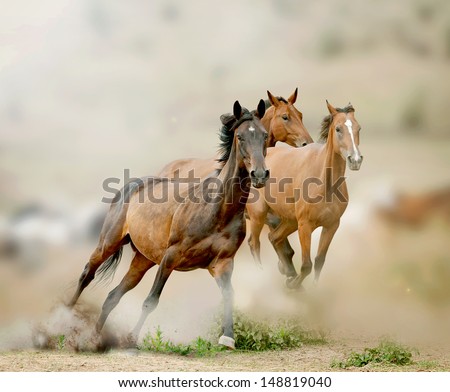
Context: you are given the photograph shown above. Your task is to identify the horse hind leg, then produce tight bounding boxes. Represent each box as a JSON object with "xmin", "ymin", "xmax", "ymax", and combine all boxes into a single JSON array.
[
  {"xmin": 96, "ymin": 252, "xmax": 156, "ymax": 333},
  {"xmin": 67, "ymin": 242, "xmax": 123, "ymax": 307},
  {"xmin": 67, "ymin": 208, "xmax": 129, "ymax": 307}
]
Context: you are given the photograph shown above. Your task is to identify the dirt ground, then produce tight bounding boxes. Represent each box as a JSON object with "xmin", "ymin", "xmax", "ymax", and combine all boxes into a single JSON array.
[{"xmin": 1, "ymin": 334, "xmax": 449, "ymax": 372}]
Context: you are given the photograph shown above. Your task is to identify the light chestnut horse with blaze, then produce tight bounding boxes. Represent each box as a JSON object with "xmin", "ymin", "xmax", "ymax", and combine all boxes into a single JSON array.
[
  {"xmin": 247, "ymin": 101, "xmax": 363, "ymax": 289},
  {"xmin": 68, "ymin": 100, "xmax": 269, "ymax": 349},
  {"xmin": 158, "ymin": 89, "xmax": 313, "ymax": 180}
]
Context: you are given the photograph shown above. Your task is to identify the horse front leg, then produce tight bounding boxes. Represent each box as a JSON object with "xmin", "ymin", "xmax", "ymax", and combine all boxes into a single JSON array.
[
  {"xmin": 266, "ymin": 212, "xmax": 296, "ymax": 273},
  {"xmin": 286, "ymin": 223, "xmax": 313, "ymax": 290},
  {"xmin": 246, "ymin": 203, "xmax": 269, "ymax": 267},
  {"xmin": 128, "ymin": 251, "xmax": 175, "ymax": 346},
  {"xmin": 209, "ymin": 258, "xmax": 235, "ymax": 349},
  {"xmin": 248, "ymin": 218, "xmax": 264, "ymax": 267},
  {"xmin": 314, "ymin": 222, "xmax": 339, "ymax": 284},
  {"xmin": 267, "ymin": 219, "xmax": 298, "ymax": 280}
]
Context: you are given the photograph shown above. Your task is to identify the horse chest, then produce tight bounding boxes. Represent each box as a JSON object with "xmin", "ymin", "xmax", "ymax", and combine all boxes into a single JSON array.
[
  {"xmin": 302, "ymin": 201, "xmax": 347, "ymax": 228},
  {"xmin": 201, "ymin": 218, "xmax": 246, "ymax": 256}
]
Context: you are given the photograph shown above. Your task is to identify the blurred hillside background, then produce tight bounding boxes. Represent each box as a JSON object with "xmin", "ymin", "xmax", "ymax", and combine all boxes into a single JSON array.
[{"xmin": 0, "ymin": 0, "xmax": 449, "ymax": 351}]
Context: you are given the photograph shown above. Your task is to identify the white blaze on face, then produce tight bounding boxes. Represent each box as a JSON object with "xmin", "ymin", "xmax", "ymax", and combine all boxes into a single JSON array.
[
  {"xmin": 345, "ymin": 118, "xmax": 360, "ymax": 160},
  {"xmin": 249, "ymin": 125, "xmax": 255, "ymax": 132}
]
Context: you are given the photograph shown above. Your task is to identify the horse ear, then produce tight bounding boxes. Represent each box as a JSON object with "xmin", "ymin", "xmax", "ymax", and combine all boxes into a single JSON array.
[
  {"xmin": 256, "ymin": 99, "xmax": 266, "ymax": 119},
  {"xmin": 326, "ymin": 100, "xmax": 338, "ymax": 116},
  {"xmin": 267, "ymin": 90, "xmax": 280, "ymax": 107},
  {"xmin": 288, "ymin": 88, "xmax": 298, "ymax": 104},
  {"xmin": 233, "ymin": 100, "xmax": 242, "ymax": 119}
]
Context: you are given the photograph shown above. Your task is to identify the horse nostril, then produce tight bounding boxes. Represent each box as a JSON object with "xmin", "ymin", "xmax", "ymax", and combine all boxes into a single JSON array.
[
  {"xmin": 250, "ymin": 170, "xmax": 256, "ymax": 178},
  {"xmin": 265, "ymin": 169, "xmax": 270, "ymax": 178}
]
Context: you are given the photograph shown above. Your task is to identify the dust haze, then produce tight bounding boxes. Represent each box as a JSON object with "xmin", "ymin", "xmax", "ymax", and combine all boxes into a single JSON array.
[{"xmin": 1, "ymin": 0, "xmax": 450, "ymax": 356}]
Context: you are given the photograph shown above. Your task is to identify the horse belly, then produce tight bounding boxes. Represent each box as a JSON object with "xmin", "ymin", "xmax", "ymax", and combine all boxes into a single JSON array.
[
  {"xmin": 126, "ymin": 193, "xmax": 177, "ymax": 263},
  {"xmin": 169, "ymin": 235, "xmax": 217, "ymax": 271},
  {"xmin": 174, "ymin": 223, "xmax": 245, "ymax": 271}
]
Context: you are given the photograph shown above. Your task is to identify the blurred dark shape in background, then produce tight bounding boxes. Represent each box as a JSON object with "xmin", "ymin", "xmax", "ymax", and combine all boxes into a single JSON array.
[
  {"xmin": 0, "ymin": 201, "xmax": 106, "ymax": 273},
  {"xmin": 376, "ymin": 186, "xmax": 450, "ymax": 228}
]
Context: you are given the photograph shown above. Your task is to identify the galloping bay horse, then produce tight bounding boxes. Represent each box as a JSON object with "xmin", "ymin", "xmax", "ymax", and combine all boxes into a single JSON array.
[
  {"xmin": 158, "ymin": 89, "xmax": 313, "ymax": 180},
  {"xmin": 246, "ymin": 101, "xmax": 363, "ymax": 289},
  {"xmin": 68, "ymin": 100, "xmax": 269, "ymax": 349}
]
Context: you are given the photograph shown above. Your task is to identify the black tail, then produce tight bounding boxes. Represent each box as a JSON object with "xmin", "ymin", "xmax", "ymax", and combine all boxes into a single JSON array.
[{"xmin": 95, "ymin": 246, "xmax": 124, "ymax": 284}]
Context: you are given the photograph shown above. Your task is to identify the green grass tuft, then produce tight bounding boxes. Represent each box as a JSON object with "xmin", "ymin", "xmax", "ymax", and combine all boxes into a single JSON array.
[
  {"xmin": 331, "ymin": 339, "xmax": 416, "ymax": 369},
  {"xmin": 230, "ymin": 310, "xmax": 326, "ymax": 351},
  {"xmin": 139, "ymin": 310, "xmax": 326, "ymax": 356},
  {"xmin": 139, "ymin": 326, "xmax": 225, "ymax": 357},
  {"xmin": 57, "ymin": 335, "xmax": 66, "ymax": 350}
]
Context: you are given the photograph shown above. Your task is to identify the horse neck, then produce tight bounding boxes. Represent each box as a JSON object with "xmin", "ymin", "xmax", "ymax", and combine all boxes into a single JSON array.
[
  {"xmin": 261, "ymin": 107, "xmax": 277, "ymax": 147},
  {"xmin": 320, "ymin": 129, "xmax": 346, "ymax": 183},
  {"xmin": 217, "ymin": 141, "xmax": 250, "ymax": 217}
]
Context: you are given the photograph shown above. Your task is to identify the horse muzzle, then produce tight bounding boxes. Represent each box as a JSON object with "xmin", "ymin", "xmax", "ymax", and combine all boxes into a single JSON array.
[
  {"xmin": 294, "ymin": 135, "xmax": 313, "ymax": 147},
  {"xmin": 347, "ymin": 154, "xmax": 363, "ymax": 171},
  {"xmin": 250, "ymin": 169, "xmax": 270, "ymax": 188}
]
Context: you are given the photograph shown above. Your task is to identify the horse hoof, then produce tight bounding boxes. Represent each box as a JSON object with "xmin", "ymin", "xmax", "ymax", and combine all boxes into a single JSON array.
[
  {"xmin": 286, "ymin": 277, "xmax": 302, "ymax": 290},
  {"xmin": 278, "ymin": 260, "xmax": 287, "ymax": 275},
  {"xmin": 125, "ymin": 333, "xmax": 138, "ymax": 349},
  {"xmin": 218, "ymin": 335, "xmax": 235, "ymax": 350}
]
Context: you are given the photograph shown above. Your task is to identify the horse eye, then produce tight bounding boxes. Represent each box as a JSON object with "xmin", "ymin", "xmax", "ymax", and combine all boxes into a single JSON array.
[
  {"xmin": 237, "ymin": 135, "xmax": 243, "ymax": 141},
  {"xmin": 282, "ymin": 114, "xmax": 289, "ymax": 121},
  {"xmin": 336, "ymin": 126, "xmax": 342, "ymax": 133},
  {"xmin": 264, "ymin": 133, "xmax": 268, "ymax": 140}
]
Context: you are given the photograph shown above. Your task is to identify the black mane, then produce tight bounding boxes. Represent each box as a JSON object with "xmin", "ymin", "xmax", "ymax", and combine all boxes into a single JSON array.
[
  {"xmin": 319, "ymin": 104, "xmax": 355, "ymax": 142},
  {"xmin": 216, "ymin": 107, "xmax": 253, "ymax": 164}
]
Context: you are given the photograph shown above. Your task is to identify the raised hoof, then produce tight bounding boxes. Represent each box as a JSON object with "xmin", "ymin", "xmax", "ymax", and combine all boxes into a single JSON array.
[
  {"xmin": 278, "ymin": 260, "xmax": 297, "ymax": 277},
  {"xmin": 285, "ymin": 277, "xmax": 304, "ymax": 291},
  {"xmin": 254, "ymin": 259, "xmax": 263, "ymax": 270},
  {"xmin": 218, "ymin": 335, "xmax": 235, "ymax": 350},
  {"xmin": 278, "ymin": 260, "xmax": 287, "ymax": 275}
]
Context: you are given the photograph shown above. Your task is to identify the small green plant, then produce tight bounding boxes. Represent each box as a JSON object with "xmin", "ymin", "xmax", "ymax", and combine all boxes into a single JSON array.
[
  {"xmin": 332, "ymin": 339, "xmax": 416, "ymax": 369},
  {"xmin": 142, "ymin": 326, "xmax": 166, "ymax": 352},
  {"xmin": 140, "ymin": 311, "xmax": 326, "ymax": 356},
  {"xmin": 57, "ymin": 335, "xmax": 66, "ymax": 350},
  {"xmin": 191, "ymin": 337, "xmax": 220, "ymax": 356},
  {"xmin": 213, "ymin": 310, "xmax": 326, "ymax": 352},
  {"xmin": 139, "ymin": 326, "xmax": 224, "ymax": 357}
]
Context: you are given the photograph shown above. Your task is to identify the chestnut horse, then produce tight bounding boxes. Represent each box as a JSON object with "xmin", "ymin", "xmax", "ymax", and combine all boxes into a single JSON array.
[
  {"xmin": 68, "ymin": 100, "xmax": 269, "ymax": 349},
  {"xmin": 247, "ymin": 101, "xmax": 363, "ymax": 289},
  {"xmin": 158, "ymin": 88, "xmax": 313, "ymax": 180}
]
